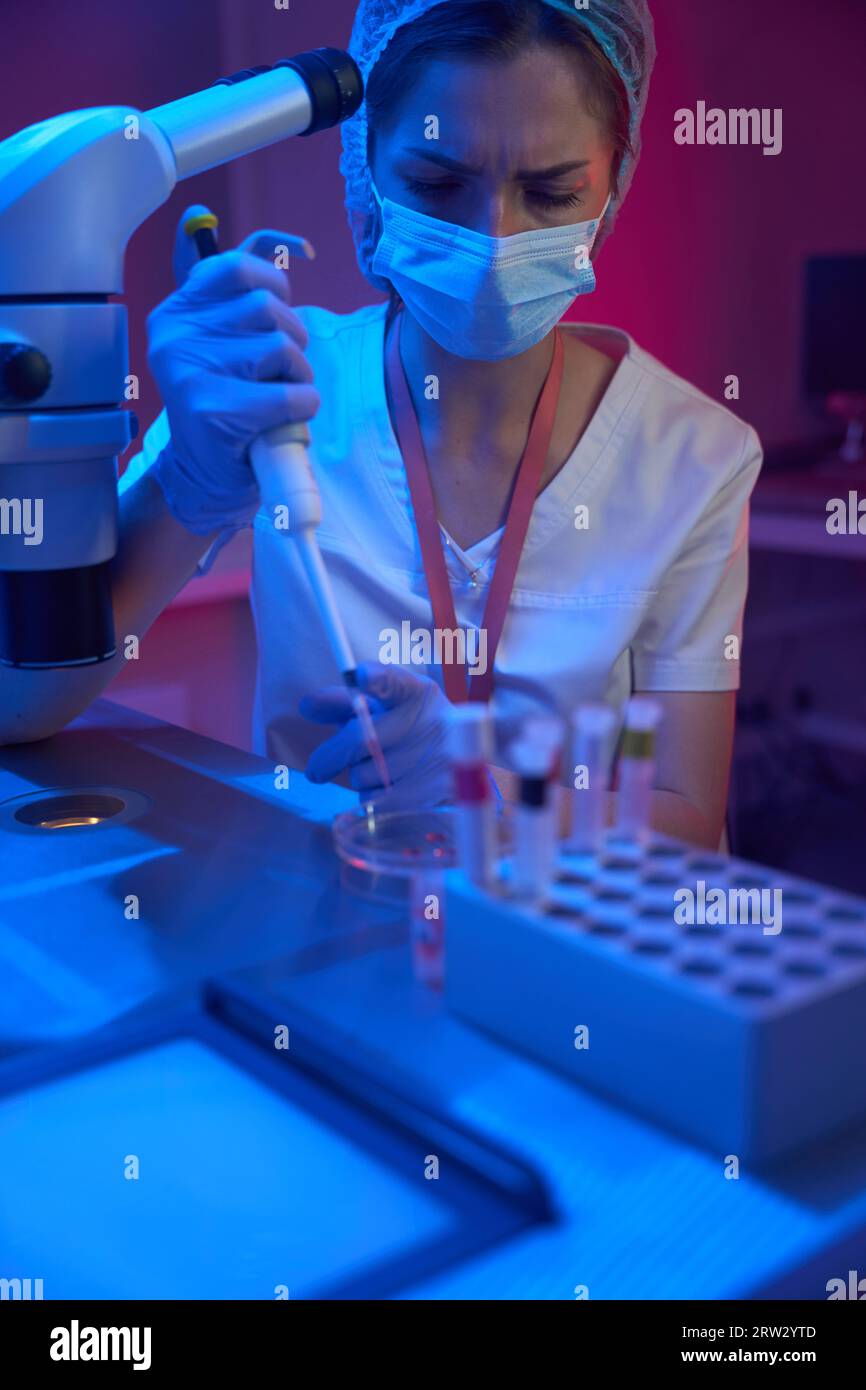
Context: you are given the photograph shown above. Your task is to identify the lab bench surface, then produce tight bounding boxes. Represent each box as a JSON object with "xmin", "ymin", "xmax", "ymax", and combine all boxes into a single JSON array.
[
  {"xmin": 749, "ymin": 466, "xmax": 866, "ymax": 559},
  {"xmin": 1, "ymin": 699, "xmax": 865, "ymax": 1300}
]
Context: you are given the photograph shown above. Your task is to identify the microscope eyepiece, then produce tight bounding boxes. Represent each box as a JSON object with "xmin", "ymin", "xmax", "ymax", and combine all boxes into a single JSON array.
[
  {"xmin": 274, "ymin": 48, "xmax": 363, "ymax": 134},
  {"xmin": 211, "ymin": 48, "xmax": 364, "ymax": 135}
]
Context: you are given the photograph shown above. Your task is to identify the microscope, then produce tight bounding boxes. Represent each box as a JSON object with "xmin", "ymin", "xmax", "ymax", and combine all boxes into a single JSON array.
[{"xmin": 0, "ymin": 49, "xmax": 362, "ymax": 670}]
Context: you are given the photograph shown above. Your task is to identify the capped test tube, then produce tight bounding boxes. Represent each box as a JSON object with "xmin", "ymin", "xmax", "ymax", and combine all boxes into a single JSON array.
[
  {"xmin": 567, "ymin": 702, "xmax": 616, "ymax": 855},
  {"xmin": 615, "ymin": 696, "xmax": 662, "ymax": 842},
  {"xmin": 448, "ymin": 704, "xmax": 497, "ymax": 889},
  {"xmin": 509, "ymin": 732, "xmax": 556, "ymax": 905},
  {"xmin": 523, "ymin": 713, "xmax": 564, "ymax": 861}
]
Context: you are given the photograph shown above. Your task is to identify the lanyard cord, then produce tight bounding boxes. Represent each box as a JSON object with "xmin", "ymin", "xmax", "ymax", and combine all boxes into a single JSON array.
[{"xmin": 385, "ymin": 310, "xmax": 565, "ymax": 703}]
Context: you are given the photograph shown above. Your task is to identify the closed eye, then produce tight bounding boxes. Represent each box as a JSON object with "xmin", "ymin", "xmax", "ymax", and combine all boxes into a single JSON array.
[
  {"xmin": 403, "ymin": 178, "xmax": 585, "ymax": 211},
  {"xmin": 402, "ymin": 178, "xmax": 459, "ymax": 198},
  {"xmin": 529, "ymin": 189, "xmax": 585, "ymax": 209}
]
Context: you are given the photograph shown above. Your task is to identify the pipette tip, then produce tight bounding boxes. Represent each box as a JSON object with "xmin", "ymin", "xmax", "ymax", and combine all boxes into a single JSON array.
[{"xmin": 350, "ymin": 690, "xmax": 392, "ymax": 791}]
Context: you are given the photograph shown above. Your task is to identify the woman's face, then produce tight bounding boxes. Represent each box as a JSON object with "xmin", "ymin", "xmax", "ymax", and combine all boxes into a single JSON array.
[{"xmin": 370, "ymin": 44, "xmax": 614, "ymax": 237}]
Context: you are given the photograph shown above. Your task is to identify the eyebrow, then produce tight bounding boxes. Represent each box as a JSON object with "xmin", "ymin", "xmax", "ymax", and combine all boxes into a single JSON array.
[{"xmin": 401, "ymin": 146, "xmax": 590, "ymax": 179}]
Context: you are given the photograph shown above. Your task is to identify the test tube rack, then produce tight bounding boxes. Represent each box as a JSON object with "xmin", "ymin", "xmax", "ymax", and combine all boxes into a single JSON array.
[{"xmin": 445, "ymin": 836, "xmax": 866, "ymax": 1165}]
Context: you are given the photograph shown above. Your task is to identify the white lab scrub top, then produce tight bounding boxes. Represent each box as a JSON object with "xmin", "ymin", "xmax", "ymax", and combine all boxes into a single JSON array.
[{"xmin": 124, "ymin": 300, "xmax": 763, "ymax": 771}]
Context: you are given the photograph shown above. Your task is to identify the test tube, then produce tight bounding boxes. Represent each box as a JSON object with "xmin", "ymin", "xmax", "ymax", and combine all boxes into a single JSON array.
[
  {"xmin": 523, "ymin": 713, "xmax": 564, "ymax": 864},
  {"xmin": 509, "ymin": 733, "xmax": 555, "ymax": 905},
  {"xmin": 448, "ymin": 704, "xmax": 497, "ymax": 889},
  {"xmin": 567, "ymin": 703, "xmax": 616, "ymax": 855},
  {"xmin": 409, "ymin": 868, "xmax": 446, "ymax": 991},
  {"xmin": 615, "ymin": 696, "xmax": 662, "ymax": 842}
]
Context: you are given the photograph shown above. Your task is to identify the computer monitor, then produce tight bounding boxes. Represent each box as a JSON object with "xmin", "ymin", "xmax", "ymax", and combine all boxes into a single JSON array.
[{"xmin": 803, "ymin": 255, "xmax": 866, "ymax": 398}]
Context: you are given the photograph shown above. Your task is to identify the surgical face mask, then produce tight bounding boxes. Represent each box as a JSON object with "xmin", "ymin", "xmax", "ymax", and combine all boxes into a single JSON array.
[{"xmin": 370, "ymin": 176, "xmax": 610, "ymax": 360}]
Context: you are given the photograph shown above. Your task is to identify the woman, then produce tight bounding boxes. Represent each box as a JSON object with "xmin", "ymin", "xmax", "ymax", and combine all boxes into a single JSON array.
[{"xmin": 6, "ymin": 0, "xmax": 762, "ymax": 850}]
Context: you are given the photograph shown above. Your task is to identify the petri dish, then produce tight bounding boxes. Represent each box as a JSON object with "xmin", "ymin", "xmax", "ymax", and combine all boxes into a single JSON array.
[
  {"xmin": 332, "ymin": 803, "xmax": 518, "ymax": 907},
  {"xmin": 331, "ymin": 680, "xmax": 561, "ymax": 906},
  {"xmin": 332, "ymin": 806, "xmax": 458, "ymax": 905}
]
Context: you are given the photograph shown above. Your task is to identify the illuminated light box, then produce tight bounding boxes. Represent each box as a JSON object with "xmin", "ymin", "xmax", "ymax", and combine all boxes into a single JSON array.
[{"xmin": 0, "ymin": 999, "xmax": 550, "ymax": 1299}]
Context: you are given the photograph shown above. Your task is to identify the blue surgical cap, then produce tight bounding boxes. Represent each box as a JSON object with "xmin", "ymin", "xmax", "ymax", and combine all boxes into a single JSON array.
[{"xmin": 340, "ymin": 0, "xmax": 657, "ymax": 291}]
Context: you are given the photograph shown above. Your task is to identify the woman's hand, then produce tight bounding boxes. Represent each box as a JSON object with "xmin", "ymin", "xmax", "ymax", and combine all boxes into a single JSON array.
[
  {"xmin": 146, "ymin": 208, "xmax": 321, "ymax": 535},
  {"xmin": 301, "ymin": 663, "xmax": 452, "ymax": 809}
]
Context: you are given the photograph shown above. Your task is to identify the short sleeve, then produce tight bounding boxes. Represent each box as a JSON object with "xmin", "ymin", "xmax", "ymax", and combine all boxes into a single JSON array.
[
  {"xmin": 630, "ymin": 425, "xmax": 763, "ymax": 692},
  {"xmin": 118, "ymin": 409, "xmax": 251, "ymax": 577}
]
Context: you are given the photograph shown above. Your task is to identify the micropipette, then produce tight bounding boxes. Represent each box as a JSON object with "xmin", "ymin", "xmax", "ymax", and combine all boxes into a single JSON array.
[{"xmin": 184, "ymin": 212, "xmax": 391, "ymax": 791}]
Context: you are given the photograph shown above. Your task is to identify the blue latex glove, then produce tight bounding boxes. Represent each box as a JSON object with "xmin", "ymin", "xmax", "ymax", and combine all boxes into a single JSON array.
[
  {"xmin": 301, "ymin": 663, "xmax": 452, "ymax": 810},
  {"xmin": 146, "ymin": 207, "xmax": 320, "ymax": 535}
]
